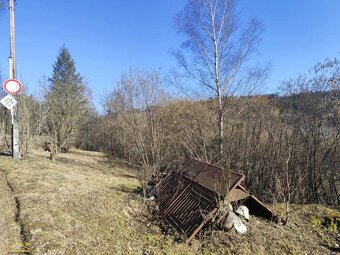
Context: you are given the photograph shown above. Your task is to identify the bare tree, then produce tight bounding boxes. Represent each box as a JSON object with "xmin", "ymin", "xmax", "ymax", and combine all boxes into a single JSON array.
[
  {"xmin": 17, "ymin": 91, "xmax": 47, "ymax": 157},
  {"xmin": 104, "ymin": 68, "xmax": 169, "ymax": 195},
  {"xmin": 278, "ymin": 57, "xmax": 340, "ymax": 205},
  {"xmin": 173, "ymin": 0, "xmax": 268, "ymax": 158}
]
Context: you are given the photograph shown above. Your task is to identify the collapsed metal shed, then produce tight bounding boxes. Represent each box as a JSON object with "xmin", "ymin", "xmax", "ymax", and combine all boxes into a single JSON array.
[{"xmin": 155, "ymin": 158, "xmax": 280, "ymax": 243}]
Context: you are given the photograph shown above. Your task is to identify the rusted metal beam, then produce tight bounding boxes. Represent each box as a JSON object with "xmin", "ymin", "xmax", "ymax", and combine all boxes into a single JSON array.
[{"xmin": 185, "ymin": 207, "xmax": 218, "ymax": 244}]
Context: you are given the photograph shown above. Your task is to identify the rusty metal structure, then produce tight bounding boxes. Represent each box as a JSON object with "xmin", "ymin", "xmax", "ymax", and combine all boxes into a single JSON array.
[{"xmin": 156, "ymin": 158, "xmax": 280, "ymax": 243}]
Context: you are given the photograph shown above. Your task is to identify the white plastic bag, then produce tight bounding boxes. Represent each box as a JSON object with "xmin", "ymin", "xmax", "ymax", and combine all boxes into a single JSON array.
[
  {"xmin": 224, "ymin": 211, "xmax": 247, "ymax": 234},
  {"xmin": 235, "ymin": 205, "xmax": 250, "ymax": 221}
]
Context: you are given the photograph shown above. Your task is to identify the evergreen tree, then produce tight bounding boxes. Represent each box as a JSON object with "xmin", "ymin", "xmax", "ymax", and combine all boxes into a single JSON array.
[{"xmin": 46, "ymin": 46, "xmax": 89, "ymax": 159}]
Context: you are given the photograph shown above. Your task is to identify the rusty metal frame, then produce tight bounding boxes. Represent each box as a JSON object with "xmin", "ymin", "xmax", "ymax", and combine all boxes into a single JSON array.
[{"xmin": 155, "ymin": 158, "xmax": 280, "ymax": 243}]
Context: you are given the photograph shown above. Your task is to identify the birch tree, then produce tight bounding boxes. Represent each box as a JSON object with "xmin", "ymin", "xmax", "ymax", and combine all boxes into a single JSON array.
[{"xmin": 173, "ymin": 0, "xmax": 268, "ymax": 158}]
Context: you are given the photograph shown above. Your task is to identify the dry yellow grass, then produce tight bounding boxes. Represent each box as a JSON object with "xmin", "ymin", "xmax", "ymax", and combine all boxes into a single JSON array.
[
  {"xmin": 0, "ymin": 149, "xmax": 194, "ymax": 255},
  {"xmin": 0, "ymin": 148, "xmax": 338, "ymax": 255},
  {"xmin": 0, "ymin": 169, "xmax": 22, "ymax": 255}
]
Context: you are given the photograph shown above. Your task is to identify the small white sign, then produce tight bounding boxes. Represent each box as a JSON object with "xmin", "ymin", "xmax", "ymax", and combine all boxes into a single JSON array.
[{"xmin": 0, "ymin": 94, "xmax": 18, "ymax": 110}]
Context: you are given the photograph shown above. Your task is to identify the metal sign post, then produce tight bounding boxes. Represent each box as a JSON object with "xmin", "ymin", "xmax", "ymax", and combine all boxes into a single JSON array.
[{"xmin": 9, "ymin": 0, "xmax": 20, "ymax": 159}]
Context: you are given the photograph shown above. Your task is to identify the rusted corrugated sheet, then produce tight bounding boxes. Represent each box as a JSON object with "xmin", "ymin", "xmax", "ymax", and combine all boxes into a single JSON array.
[
  {"xmin": 177, "ymin": 158, "xmax": 244, "ymax": 196},
  {"xmin": 227, "ymin": 186, "xmax": 250, "ymax": 202},
  {"xmin": 157, "ymin": 171, "xmax": 217, "ymax": 237}
]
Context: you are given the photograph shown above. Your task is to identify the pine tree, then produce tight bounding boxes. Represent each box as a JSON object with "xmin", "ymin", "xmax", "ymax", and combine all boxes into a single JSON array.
[
  {"xmin": 46, "ymin": 46, "xmax": 89, "ymax": 159},
  {"xmin": 49, "ymin": 46, "xmax": 82, "ymax": 86}
]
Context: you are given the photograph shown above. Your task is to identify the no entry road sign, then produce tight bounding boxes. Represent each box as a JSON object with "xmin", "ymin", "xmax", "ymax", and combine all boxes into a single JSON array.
[{"xmin": 3, "ymin": 79, "xmax": 23, "ymax": 95}]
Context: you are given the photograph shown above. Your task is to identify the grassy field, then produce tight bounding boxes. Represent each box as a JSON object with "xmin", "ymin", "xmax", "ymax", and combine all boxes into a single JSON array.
[
  {"xmin": 0, "ymin": 148, "xmax": 339, "ymax": 255},
  {"xmin": 0, "ymin": 170, "xmax": 22, "ymax": 254}
]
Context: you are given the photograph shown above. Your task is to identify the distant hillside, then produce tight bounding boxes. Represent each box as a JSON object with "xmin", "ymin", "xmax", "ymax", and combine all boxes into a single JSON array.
[{"xmin": 273, "ymin": 90, "xmax": 340, "ymax": 116}]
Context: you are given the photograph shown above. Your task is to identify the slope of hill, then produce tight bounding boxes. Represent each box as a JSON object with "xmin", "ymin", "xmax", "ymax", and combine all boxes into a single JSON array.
[{"xmin": 0, "ymin": 149, "xmax": 338, "ymax": 254}]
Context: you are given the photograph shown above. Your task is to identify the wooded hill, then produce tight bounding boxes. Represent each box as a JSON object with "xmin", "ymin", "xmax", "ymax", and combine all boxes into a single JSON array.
[
  {"xmin": 92, "ymin": 88, "xmax": 339, "ymax": 208},
  {"xmin": 0, "ymin": 54, "xmax": 339, "ymax": 210}
]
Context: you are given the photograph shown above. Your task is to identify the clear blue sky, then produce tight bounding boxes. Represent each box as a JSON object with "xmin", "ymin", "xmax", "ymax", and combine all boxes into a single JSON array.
[{"xmin": 0, "ymin": 0, "xmax": 339, "ymax": 109}]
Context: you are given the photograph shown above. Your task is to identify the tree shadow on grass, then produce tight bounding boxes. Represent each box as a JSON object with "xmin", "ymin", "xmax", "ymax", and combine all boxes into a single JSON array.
[
  {"xmin": 0, "ymin": 151, "xmax": 12, "ymax": 157},
  {"xmin": 56, "ymin": 156, "xmax": 94, "ymax": 168},
  {"xmin": 69, "ymin": 150, "xmax": 106, "ymax": 158},
  {"xmin": 321, "ymin": 244, "xmax": 340, "ymax": 253},
  {"xmin": 55, "ymin": 154, "xmax": 139, "ymax": 180},
  {"xmin": 109, "ymin": 184, "xmax": 141, "ymax": 194},
  {"xmin": 97, "ymin": 157, "xmax": 138, "ymax": 172}
]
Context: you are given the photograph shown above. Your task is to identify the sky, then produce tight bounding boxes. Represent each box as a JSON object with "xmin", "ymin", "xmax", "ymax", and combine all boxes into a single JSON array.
[{"xmin": 0, "ymin": 0, "xmax": 339, "ymax": 110}]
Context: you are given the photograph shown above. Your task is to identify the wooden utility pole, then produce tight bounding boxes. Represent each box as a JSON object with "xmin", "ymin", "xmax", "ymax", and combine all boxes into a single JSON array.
[{"xmin": 9, "ymin": 0, "xmax": 20, "ymax": 159}]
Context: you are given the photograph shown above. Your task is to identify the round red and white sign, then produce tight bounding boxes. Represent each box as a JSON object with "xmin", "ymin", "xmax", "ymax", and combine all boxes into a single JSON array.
[{"xmin": 3, "ymin": 79, "xmax": 23, "ymax": 95}]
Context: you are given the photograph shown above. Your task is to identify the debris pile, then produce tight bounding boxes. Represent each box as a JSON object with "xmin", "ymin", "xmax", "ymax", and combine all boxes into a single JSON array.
[
  {"xmin": 155, "ymin": 158, "xmax": 281, "ymax": 243},
  {"xmin": 214, "ymin": 203, "xmax": 250, "ymax": 234}
]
